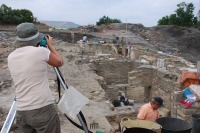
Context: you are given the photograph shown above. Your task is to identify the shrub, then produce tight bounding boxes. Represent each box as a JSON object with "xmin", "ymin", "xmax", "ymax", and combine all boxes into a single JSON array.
[{"xmin": 96, "ymin": 15, "xmax": 121, "ymax": 26}]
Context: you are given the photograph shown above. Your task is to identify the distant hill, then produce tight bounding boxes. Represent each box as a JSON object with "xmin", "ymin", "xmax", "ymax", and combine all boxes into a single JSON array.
[{"xmin": 39, "ymin": 21, "xmax": 80, "ymax": 29}]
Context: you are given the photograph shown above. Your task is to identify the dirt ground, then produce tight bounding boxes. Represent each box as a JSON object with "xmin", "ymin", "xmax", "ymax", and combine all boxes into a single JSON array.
[{"xmin": 0, "ymin": 23, "xmax": 50, "ymax": 31}]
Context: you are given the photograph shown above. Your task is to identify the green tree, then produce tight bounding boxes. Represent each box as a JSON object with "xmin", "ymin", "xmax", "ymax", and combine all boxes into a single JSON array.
[
  {"xmin": 158, "ymin": 2, "xmax": 198, "ymax": 28},
  {"xmin": 96, "ymin": 15, "xmax": 121, "ymax": 26},
  {"xmin": 196, "ymin": 21, "xmax": 200, "ymax": 30},
  {"xmin": 158, "ymin": 16, "xmax": 169, "ymax": 25},
  {"xmin": 113, "ymin": 18, "xmax": 122, "ymax": 23},
  {"xmin": 168, "ymin": 14, "xmax": 178, "ymax": 25},
  {"xmin": 0, "ymin": 4, "xmax": 34, "ymax": 24},
  {"xmin": 12, "ymin": 9, "xmax": 23, "ymax": 24},
  {"xmin": 19, "ymin": 9, "xmax": 34, "ymax": 22},
  {"xmin": 0, "ymin": 4, "xmax": 14, "ymax": 24}
]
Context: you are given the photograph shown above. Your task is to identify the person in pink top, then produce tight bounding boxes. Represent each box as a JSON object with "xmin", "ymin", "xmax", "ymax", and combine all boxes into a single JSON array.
[{"xmin": 137, "ymin": 97, "xmax": 163, "ymax": 122}]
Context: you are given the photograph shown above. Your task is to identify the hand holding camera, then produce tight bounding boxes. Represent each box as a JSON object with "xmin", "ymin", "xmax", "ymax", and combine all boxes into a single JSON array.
[
  {"xmin": 37, "ymin": 34, "xmax": 54, "ymax": 48},
  {"xmin": 45, "ymin": 35, "xmax": 53, "ymax": 47},
  {"xmin": 37, "ymin": 34, "xmax": 63, "ymax": 65}
]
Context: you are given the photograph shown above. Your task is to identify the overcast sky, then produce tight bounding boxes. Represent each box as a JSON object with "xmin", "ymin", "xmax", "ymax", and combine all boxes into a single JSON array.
[{"xmin": 0, "ymin": 0, "xmax": 199, "ymax": 27}]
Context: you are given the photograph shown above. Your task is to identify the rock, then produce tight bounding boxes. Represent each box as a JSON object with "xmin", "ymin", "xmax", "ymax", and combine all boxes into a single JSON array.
[
  {"xmin": 49, "ymin": 80, "xmax": 56, "ymax": 89},
  {"xmin": 110, "ymin": 103, "xmax": 114, "ymax": 111},
  {"xmin": 110, "ymin": 122, "xmax": 119, "ymax": 131},
  {"xmin": 140, "ymin": 59, "xmax": 149, "ymax": 65},
  {"xmin": 3, "ymin": 65, "xmax": 7, "ymax": 69}
]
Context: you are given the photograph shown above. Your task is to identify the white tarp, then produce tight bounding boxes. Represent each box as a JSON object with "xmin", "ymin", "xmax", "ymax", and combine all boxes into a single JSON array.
[
  {"xmin": 58, "ymin": 86, "xmax": 89, "ymax": 119},
  {"xmin": 189, "ymin": 84, "xmax": 200, "ymax": 99}
]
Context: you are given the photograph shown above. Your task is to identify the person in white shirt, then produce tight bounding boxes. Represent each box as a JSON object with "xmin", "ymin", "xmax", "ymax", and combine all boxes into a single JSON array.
[
  {"xmin": 83, "ymin": 34, "xmax": 87, "ymax": 42},
  {"xmin": 7, "ymin": 22, "xmax": 63, "ymax": 133}
]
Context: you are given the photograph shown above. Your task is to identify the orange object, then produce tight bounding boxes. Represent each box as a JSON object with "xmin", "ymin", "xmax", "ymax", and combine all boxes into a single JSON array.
[{"xmin": 178, "ymin": 71, "xmax": 200, "ymax": 99}]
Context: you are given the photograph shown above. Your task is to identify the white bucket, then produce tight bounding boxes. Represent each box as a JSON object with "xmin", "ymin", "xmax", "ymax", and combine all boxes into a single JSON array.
[{"xmin": 49, "ymin": 28, "xmax": 53, "ymax": 31}]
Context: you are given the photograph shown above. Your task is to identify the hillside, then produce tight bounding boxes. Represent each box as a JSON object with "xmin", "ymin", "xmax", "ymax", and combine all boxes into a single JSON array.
[
  {"xmin": 85, "ymin": 23, "xmax": 200, "ymax": 63},
  {"xmin": 39, "ymin": 20, "xmax": 80, "ymax": 29}
]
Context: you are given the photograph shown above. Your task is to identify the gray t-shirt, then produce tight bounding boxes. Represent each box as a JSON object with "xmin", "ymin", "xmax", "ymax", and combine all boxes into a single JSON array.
[{"xmin": 8, "ymin": 46, "xmax": 54, "ymax": 111}]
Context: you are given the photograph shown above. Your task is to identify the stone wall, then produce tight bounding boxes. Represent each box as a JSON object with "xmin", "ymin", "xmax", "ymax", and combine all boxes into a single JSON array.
[
  {"xmin": 127, "ymin": 65, "xmax": 154, "ymax": 102},
  {"xmin": 127, "ymin": 65, "xmax": 178, "ymax": 109},
  {"xmin": 151, "ymin": 69, "xmax": 178, "ymax": 109},
  {"xmin": 171, "ymin": 91, "xmax": 200, "ymax": 121},
  {"xmin": 95, "ymin": 60, "xmax": 135, "ymax": 85},
  {"xmin": 83, "ymin": 44, "xmax": 113, "ymax": 55},
  {"xmin": 92, "ymin": 60, "xmax": 144, "ymax": 101}
]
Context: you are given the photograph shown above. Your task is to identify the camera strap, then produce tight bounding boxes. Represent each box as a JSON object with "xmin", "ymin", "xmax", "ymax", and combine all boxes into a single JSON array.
[{"xmin": 56, "ymin": 68, "xmax": 93, "ymax": 133}]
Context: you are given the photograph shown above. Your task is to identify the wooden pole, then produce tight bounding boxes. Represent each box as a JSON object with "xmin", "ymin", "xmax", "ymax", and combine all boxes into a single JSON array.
[
  {"xmin": 197, "ymin": 61, "xmax": 200, "ymax": 72},
  {"xmin": 126, "ymin": 18, "xmax": 127, "ymax": 45}
]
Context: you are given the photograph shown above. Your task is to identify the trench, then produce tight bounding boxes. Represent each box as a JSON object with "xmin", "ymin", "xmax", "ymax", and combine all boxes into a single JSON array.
[
  {"xmin": 85, "ymin": 48, "xmax": 174, "ymax": 132},
  {"xmin": 91, "ymin": 59, "xmax": 142, "ymax": 132}
]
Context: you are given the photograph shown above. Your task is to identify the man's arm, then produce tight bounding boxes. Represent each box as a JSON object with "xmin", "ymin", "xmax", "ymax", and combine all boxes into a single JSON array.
[
  {"xmin": 137, "ymin": 106, "xmax": 147, "ymax": 120},
  {"xmin": 46, "ymin": 35, "xmax": 63, "ymax": 67}
]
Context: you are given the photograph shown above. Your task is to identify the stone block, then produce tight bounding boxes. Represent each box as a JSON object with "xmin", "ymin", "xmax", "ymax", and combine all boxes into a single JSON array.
[
  {"xmin": 125, "ymin": 111, "xmax": 134, "ymax": 116},
  {"xmin": 118, "ymin": 91, "xmax": 124, "ymax": 96},
  {"xmin": 115, "ymin": 114, "xmax": 126, "ymax": 123},
  {"xmin": 176, "ymin": 104, "xmax": 182, "ymax": 109},
  {"xmin": 171, "ymin": 113, "xmax": 176, "ymax": 118},
  {"xmin": 180, "ymin": 107, "xmax": 197, "ymax": 115},
  {"xmin": 172, "ymin": 109, "xmax": 177, "ymax": 114},
  {"xmin": 177, "ymin": 109, "xmax": 191, "ymax": 119},
  {"xmin": 129, "ymin": 77, "xmax": 137, "ymax": 80},
  {"xmin": 106, "ymin": 92, "xmax": 118, "ymax": 101},
  {"xmin": 128, "ymin": 83, "xmax": 135, "ymax": 87},
  {"xmin": 110, "ymin": 122, "xmax": 120, "ymax": 131},
  {"xmin": 127, "ymin": 86, "xmax": 145, "ymax": 93},
  {"xmin": 114, "ymin": 87, "xmax": 126, "ymax": 92},
  {"xmin": 171, "ymin": 91, "xmax": 184, "ymax": 101},
  {"xmin": 128, "ymin": 71, "xmax": 138, "ymax": 77},
  {"xmin": 177, "ymin": 115, "xmax": 184, "ymax": 120}
]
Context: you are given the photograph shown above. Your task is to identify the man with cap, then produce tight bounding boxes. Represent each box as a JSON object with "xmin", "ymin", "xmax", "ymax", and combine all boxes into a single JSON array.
[
  {"xmin": 137, "ymin": 97, "xmax": 163, "ymax": 122},
  {"xmin": 8, "ymin": 23, "xmax": 63, "ymax": 133}
]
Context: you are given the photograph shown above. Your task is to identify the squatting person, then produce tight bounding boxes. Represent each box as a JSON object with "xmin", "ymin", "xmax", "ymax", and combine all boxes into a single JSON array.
[
  {"xmin": 7, "ymin": 22, "xmax": 63, "ymax": 133},
  {"xmin": 137, "ymin": 97, "xmax": 163, "ymax": 122}
]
